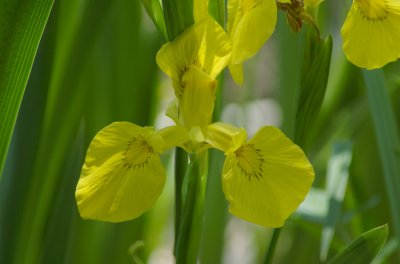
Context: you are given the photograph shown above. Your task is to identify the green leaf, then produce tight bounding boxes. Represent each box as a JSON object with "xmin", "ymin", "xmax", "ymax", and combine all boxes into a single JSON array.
[
  {"xmin": 321, "ymin": 141, "xmax": 353, "ymax": 261},
  {"xmin": 141, "ymin": 0, "xmax": 168, "ymax": 41},
  {"xmin": 0, "ymin": 0, "xmax": 54, "ymax": 177},
  {"xmin": 162, "ymin": 0, "xmax": 194, "ymax": 40},
  {"xmin": 328, "ymin": 224, "xmax": 389, "ymax": 264},
  {"xmin": 363, "ymin": 69, "xmax": 400, "ymax": 241},
  {"xmin": 295, "ymin": 30, "xmax": 332, "ymax": 150}
]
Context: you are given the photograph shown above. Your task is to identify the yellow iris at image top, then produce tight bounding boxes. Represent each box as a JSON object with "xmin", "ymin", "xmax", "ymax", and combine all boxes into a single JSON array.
[
  {"xmin": 227, "ymin": 0, "xmax": 277, "ymax": 84},
  {"xmin": 341, "ymin": 0, "xmax": 400, "ymax": 69}
]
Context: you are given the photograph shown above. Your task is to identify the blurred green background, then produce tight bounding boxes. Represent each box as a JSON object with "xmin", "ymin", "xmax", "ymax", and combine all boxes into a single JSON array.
[{"xmin": 1, "ymin": 0, "xmax": 400, "ymax": 263}]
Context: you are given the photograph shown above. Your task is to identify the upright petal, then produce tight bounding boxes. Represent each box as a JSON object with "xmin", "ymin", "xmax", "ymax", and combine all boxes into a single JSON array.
[
  {"xmin": 194, "ymin": 0, "xmax": 209, "ymax": 22},
  {"xmin": 222, "ymin": 126, "xmax": 314, "ymax": 227},
  {"xmin": 341, "ymin": 0, "xmax": 400, "ymax": 69},
  {"xmin": 228, "ymin": 0, "xmax": 277, "ymax": 84},
  {"xmin": 156, "ymin": 16, "xmax": 231, "ymax": 98},
  {"xmin": 76, "ymin": 122, "xmax": 166, "ymax": 222},
  {"xmin": 181, "ymin": 65, "xmax": 217, "ymax": 128}
]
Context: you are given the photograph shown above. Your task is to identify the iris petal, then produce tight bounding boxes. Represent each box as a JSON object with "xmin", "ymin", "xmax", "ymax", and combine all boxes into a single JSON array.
[
  {"xmin": 341, "ymin": 0, "xmax": 400, "ymax": 69},
  {"xmin": 222, "ymin": 126, "xmax": 314, "ymax": 227},
  {"xmin": 76, "ymin": 122, "xmax": 166, "ymax": 222}
]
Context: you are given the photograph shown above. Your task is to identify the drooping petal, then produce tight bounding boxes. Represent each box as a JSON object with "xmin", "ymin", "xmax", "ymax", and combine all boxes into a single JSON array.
[
  {"xmin": 156, "ymin": 16, "xmax": 231, "ymax": 98},
  {"xmin": 222, "ymin": 126, "xmax": 314, "ymax": 227},
  {"xmin": 341, "ymin": 0, "xmax": 400, "ymax": 69},
  {"xmin": 76, "ymin": 122, "xmax": 166, "ymax": 222},
  {"xmin": 228, "ymin": 0, "xmax": 277, "ymax": 84}
]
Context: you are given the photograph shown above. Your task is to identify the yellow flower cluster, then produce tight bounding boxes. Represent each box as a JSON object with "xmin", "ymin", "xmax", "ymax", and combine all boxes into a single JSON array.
[{"xmin": 75, "ymin": 1, "xmax": 316, "ymax": 227}]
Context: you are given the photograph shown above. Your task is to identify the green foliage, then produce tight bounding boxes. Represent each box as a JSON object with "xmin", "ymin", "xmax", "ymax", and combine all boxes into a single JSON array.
[
  {"xmin": 328, "ymin": 224, "xmax": 389, "ymax": 264},
  {"xmin": 1, "ymin": 1, "xmax": 400, "ymax": 263},
  {"xmin": 0, "ymin": 0, "xmax": 54, "ymax": 177}
]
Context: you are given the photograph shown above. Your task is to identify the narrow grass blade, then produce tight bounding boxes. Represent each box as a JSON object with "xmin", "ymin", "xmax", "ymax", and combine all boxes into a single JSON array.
[
  {"xmin": 0, "ymin": 0, "xmax": 54, "ymax": 177},
  {"xmin": 328, "ymin": 224, "xmax": 389, "ymax": 264},
  {"xmin": 363, "ymin": 69, "xmax": 400, "ymax": 241}
]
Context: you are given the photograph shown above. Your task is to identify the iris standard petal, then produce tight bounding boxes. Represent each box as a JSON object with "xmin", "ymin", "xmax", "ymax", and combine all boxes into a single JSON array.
[
  {"xmin": 156, "ymin": 16, "xmax": 231, "ymax": 98},
  {"xmin": 76, "ymin": 122, "xmax": 166, "ymax": 222},
  {"xmin": 222, "ymin": 126, "xmax": 314, "ymax": 227}
]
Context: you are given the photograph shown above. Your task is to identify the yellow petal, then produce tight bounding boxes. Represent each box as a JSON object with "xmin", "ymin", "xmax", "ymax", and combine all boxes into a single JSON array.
[
  {"xmin": 158, "ymin": 125, "xmax": 189, "ymax": 150},
  {"xmin": 194, "ymin": 0, "xmax": 209, "ymax": 22},
  {"xmin": 206, "ymin": 122, "xmax": 247, "ymax": 153},
  {"xmin": 222, "ymin": 126, "xmax": 314, "ymax": 227},
  {"xmin": 156, "ymin": 16, "xmax": 231, "ymax": 99},
  {"xmin": 341, "ymin": 0, "xmax": 400, "ymax": 69},
  {"xmin": 181, "ymin": 65, "xmax": 217, "ymax": 128},
  {"xmin": 228, "ymin": 63, "xmax": 244, "ymax": 85},
  {"xmin": 76, "ymin": 122, "xmax": 166, "ymax": 222},
  {"xmin": 228, "ymin": 0, "xmax": 277, "ymax": 65}
]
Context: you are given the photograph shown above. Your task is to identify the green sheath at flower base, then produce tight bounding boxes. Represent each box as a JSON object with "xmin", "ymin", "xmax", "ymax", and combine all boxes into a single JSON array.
[
  {"xmin": 227, "ymin": 0, "xmax": 277, "ymax": 84},
  {"xmin": 206, "ymin": 123, "xmax": 315, "ymax": 227},
  {"xmin": 75, "ymin": 122, "xmax": 186, "ymax": 222},
  {"xmin": 341, "ymin": 0, "xmax": 400, "ymax": 69}
]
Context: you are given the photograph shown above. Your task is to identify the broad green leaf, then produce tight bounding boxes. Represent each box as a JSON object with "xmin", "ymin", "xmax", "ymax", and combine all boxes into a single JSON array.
[
  {"xmin": 12, "ymin": 1, "xmax": 115, "ymax": 262},
  {"xmin": 0, "ymin": 0, "xmax": 54, "ymax": 177},
  {"xmin": 295, "ymin": 30, "xmax": 332, "ymax": 150},
  {"xmin": 328, "ymin": 224, "xmax": 389, "ymax": 264},
  {"xmin": 363, "ymin": 70, "xmax": 400, "ymax": 241}
]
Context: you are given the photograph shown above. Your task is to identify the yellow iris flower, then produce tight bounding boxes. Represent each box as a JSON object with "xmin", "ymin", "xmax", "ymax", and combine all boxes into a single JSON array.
[
  {"xmin": 341, "ymin": 0, "xmax": 400, "ymax": 69},
  {"xmin": 76, "ymin": 16, "xmax": 314, "ymax": 227},
  {"xmin": 227, "ymin": 0, "xmax": 277, "ymax": 84}
]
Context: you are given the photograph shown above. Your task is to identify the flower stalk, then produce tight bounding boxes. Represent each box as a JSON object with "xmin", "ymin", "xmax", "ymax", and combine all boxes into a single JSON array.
[{"xmin": 175, "ymin": 151, "xmax": 208, "ymax": 263}]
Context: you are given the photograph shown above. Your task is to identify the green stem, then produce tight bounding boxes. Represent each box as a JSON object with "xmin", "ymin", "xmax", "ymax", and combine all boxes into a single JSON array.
[
  {"xmin": 264, "ymin": 228, "xmax": 282, "ymax": 264},
  {"xmin": 175, "ymin": 151, "xmax": 208, "ymax": 264},
  {"xmin": 173, "ymin": 148, "xmax": 188, "ymax": 256}
]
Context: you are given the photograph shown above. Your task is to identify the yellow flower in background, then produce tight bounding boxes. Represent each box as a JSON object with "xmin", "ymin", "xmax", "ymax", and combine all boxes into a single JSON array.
[
  {"xmin": 341, "ymin": 0, "xmax": 400, "ymax": 69},
  {"xmin": 227, "ymin": 0, "xmax": 277, "ymax": 84},
  {"xmin": 206, "ymin": 123, "xmax": 314, "ymax": 227}
]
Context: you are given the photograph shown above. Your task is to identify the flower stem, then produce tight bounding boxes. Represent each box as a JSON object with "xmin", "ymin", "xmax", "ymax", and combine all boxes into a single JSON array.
[
  {"xmin": 175, "ymin": 151, "xmax": 208, "ymax": 264},
  {"xmin": 264, "ymin": 228, "xmax": 282, "ymax": 264}
]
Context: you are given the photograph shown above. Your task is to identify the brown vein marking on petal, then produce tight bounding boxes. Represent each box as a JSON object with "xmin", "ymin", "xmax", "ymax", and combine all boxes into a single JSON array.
[
  {"xmin": 355, "ymin": 0, "xmax": 389, "ymax": 22},
  {"xmin": 235, "ymin": 143, "xmax": 265, "ymax": 181},
  {"xmin": 122, "ymin": 136, "xmax": 154, "ymax": 169}
]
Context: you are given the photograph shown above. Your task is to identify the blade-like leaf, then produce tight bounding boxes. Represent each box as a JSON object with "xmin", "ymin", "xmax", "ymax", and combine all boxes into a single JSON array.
[
  {"xmin": 295, "ymin": 30, "xmax": 332, "ymax": 150},
  {"xmin": 363, "ymin": 69, "xmax": 400, "ymax": 241},
  {"xmin": 328, "ymin": 224, "xmax": 389, "ymax": 264},
  {"xmin": 0, "ymin": 0, "xmax": 54, "ymax": 177}
]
